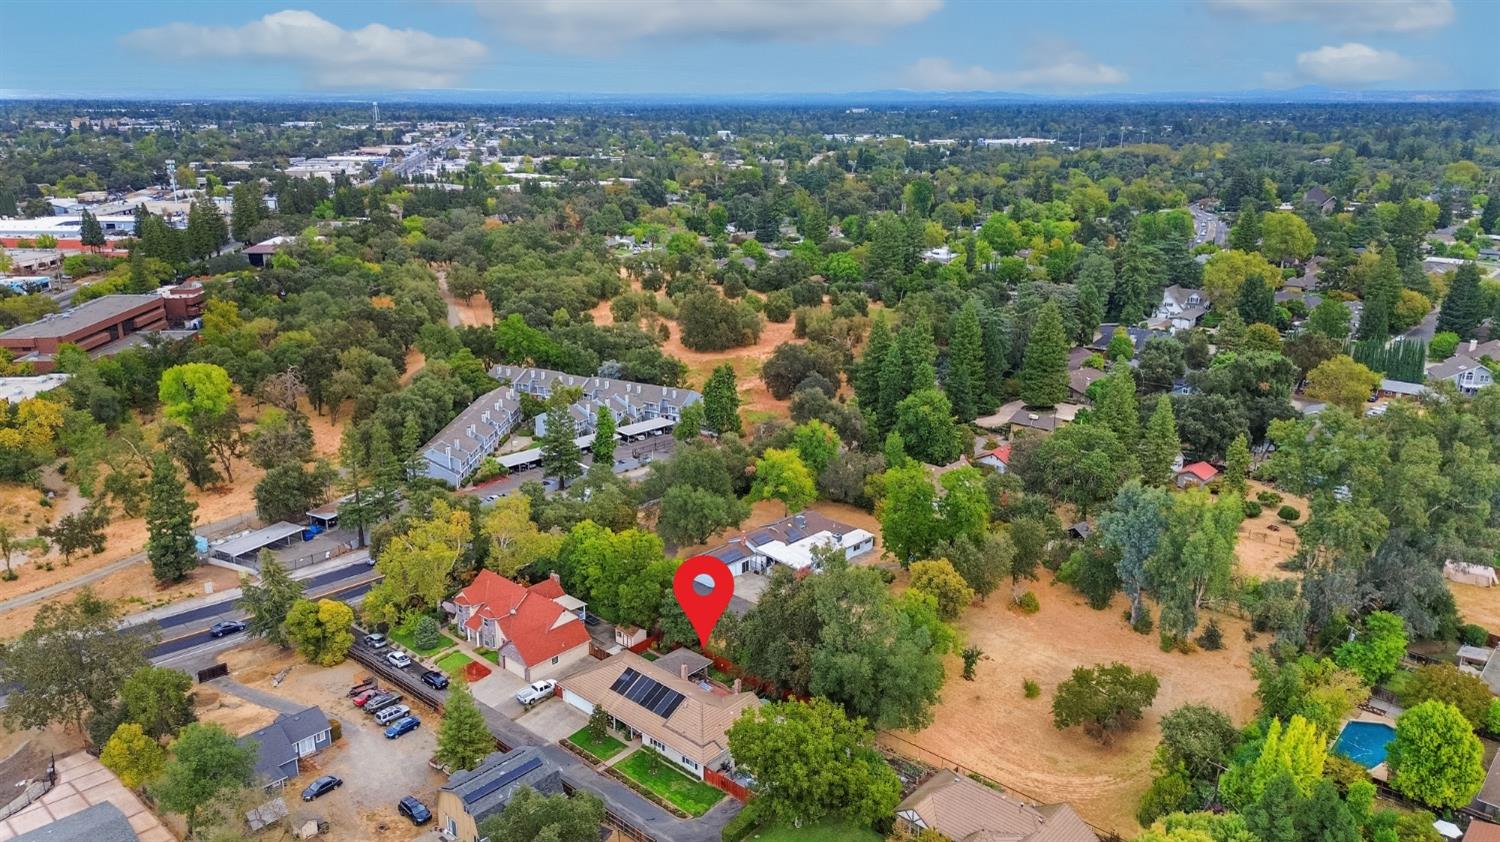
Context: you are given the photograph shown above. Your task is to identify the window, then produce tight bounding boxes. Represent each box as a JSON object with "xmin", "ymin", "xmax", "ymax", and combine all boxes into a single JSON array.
[
  {"xmin": 551, "ymin": 656, "xmax": 559, "ymax": 664},
  {"xmin": 649, "ymin": 737, "xmax": 666, "ymax": 752}
]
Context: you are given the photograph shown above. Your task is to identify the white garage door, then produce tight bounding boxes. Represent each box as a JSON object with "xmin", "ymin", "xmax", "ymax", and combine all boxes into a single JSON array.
[{"xmin": 563, "ymin": 689, "xmax": 594, "ymax": 714}]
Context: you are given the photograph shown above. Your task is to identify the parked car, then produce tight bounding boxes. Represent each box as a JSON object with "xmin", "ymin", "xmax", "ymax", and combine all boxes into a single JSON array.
[
  {"xmin": 398, "ymin": 796, "xmax": 431, "ymax": 825},
  {"xmin": 363, "ymin": 632, "xmax": 388, "ymax": 649},
  {"xmin": 375, "ymin": 704, "xmax": 412, "ymax": 725},
  {"xmin": 386, "ymin": 650, "xmax": 413, "ymax": 669},
  {"xmin": 385, "ymin": 715, "xmax": 421, "ymax": 739},
  {"xmin": 364, "ymin": 692, "xmax": 401, "ymax": 712},
  {"xmin": 515, "ymin": 680, "xmax": 556, "ymax": 706},
  {"xmin": 352, "ymin": 688, "xmax": 380, "ymax": 707},
  {"xmin": 301, "ymin": 776, "xmax": 342, "ymax": 802},
  {"xmin": 420, "ymin": 670, "xmax": 449, "ymax": 690},
  {"xmin": 209, "ymin": 620, "xmax": 247, "ymax": 638}
]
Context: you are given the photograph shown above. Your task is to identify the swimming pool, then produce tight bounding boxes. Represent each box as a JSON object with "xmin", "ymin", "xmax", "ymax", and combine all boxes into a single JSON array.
[{"xmin": 1334, "ymin": 721, "xmax": 1396, "ymax": 768}]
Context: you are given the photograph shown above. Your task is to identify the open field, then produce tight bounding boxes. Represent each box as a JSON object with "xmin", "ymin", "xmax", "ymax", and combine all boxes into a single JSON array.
[
  {"xmin": 1452, "ymin": 582, "xmax": 1500, "ymax": 630},
  {"xmin": 886, "ymin": 577, "xmax": 1260, "ymax": 835}
]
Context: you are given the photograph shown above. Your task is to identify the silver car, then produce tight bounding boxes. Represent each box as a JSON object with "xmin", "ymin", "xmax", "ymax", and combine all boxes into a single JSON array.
[{"xmin": 375, "ymin": 703, "xmax": 412, "ymax": 725}]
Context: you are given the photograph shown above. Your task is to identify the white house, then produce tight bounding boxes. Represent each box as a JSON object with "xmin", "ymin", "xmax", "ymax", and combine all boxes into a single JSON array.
[
  {"xmin": 1152, "ymin": 285, "xmax": 1208, "ymax": 330},
  {"xmin": 703, "ymin": 510, "xmax": 876, "ymax": 576}
]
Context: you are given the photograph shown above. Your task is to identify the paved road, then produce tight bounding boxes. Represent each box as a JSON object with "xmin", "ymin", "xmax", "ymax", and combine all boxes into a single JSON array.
[
  {"xmin": 147, "ymin": 577, "xmax": 376, "ymax": 661},
  {"xmin": 1190, "ymin": 203, "xmax": 1228, "ymax": 247}
]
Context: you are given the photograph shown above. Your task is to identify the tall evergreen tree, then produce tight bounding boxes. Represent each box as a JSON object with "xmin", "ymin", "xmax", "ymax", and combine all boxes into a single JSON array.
[
  {"xmin": 229, "ymin": 182, "xmax": 265, "ymax": 243},
  {"xmin": 1225, "ymin": 433, "xmax": 1250, "ymax": 494},
  {"xmin": 853, "ymin": 311, "xmax": 892, "ymax": 414},
  {"xmin": 1229, "ymin": 200, "xmax": 1262, "ymax": 252},
  {"xmin": 945, "ymin": 299, "xmax": 985, "ymax": 423},
  {"xmin": 1074, "ymin": 251, "xmax": 1115, "ymax": 344},
  {"xmin": 146, "ymin": 452, "xmax": 197, "ymax": 583},
  {"xmin": 1436, "ymin": 262, "xmax": 1484, "ymax": 338},
  {"xmin": 436, "ymin": 680, "xmax": 493, "ymax": 772},
  {"xmin": 1358, "ymin": 249, "xmax": 1401, "ymax": 341},
  {"xmin": 978, "ymin": 308, "xmax": 1008, "ymax": 412},
  {"xmin": 1093, "ymin": 364, "xmax": 1140, "ymax": 445},
  {"xmin": 592, "ymin": 405, "xmax": 617, "ymax": 467},
  {"xmin": 79, "ymin": 210, "xmax": 105, "ymax": 250},
  {"xmin": 240, "ymin": 553, "xmax": 302, "ymax": 648},
  {"xmin": 1481, "ymin": 186, "xmax": 1500, "ymax": 235},
  {"xmin": 1140, "ymin": 396, "xmax": 1180, "ymax": 488},
  {"xmin": 1114, "ymin": 239, "xmax": 1163, "ymax": 323},
  {"xmin": 1019, "ymin": 301, "xmax": 1069, "ymax": 408},
  {"xmin": 1237, "ymin": 273, "xmax": 1275, "ymax": 325},
  {"xmin": 539, "ymin": 399, "xmax": 583, "ymax": 490},
  {"xmin": 702, "ymin": 364, "xmax": 742, "ymax": 435}
]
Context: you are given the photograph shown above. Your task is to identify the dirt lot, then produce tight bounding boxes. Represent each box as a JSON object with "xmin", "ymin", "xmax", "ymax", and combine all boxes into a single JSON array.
[
  {"xmin": 194, "ymin": 686, "xmax": 281, "ymax": 737},
  {"xmin": 1232, "ymin": 481, "xmax": 1307, "ymax": 581},
  {"xmin": 886, "ymin": 577, "xmax": 1260, "ymax": 835},
  {"xmin": 1452, "ymin": 582, "xmax": 1500, "ymax": 630},
  {"xmin": 231, "ymin": 643, "xmax": 445, "ymax": 842}
]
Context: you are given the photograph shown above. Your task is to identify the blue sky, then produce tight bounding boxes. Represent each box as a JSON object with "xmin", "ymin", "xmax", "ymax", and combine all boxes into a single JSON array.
[{"xmin": 1, "ymin": 0, "xmax": 1494, "ymax": 97}]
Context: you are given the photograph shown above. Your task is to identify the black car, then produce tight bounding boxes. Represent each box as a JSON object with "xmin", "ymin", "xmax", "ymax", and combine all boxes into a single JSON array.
[
  {"xmin": 398, "ymin": 796, "xmax": 431, "ymax": 825},
  {"xmin": 364, "ymin": 692, "xmax": 402, "ymax": 713},
  {"xmin": 209, "ymin": 620, "xmax": 247, "ymax": 638},
  {"xmin": 301, "ymin": 775, "xmax": 342, "ymax": 802},
  {"xmin": 420, "ymin": 669, "xmax": 449, "ymax": 690}
]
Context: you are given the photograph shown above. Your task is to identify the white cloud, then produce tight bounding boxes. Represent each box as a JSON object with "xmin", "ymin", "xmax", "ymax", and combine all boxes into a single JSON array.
[
  {"xmin": 473, "ymin": 0, "xmax": 941, "ymax": 52},
  {"xmin": 1206, "ymin": 0, "xmax": 1453, "ymax": 33},
  {"xmin": 1294, "ymin": 42, "xmax": 1417, "ymax": 84},
  {"xmin": 122, "ymin": 10, "xmax": 487, "ymax": 89},
  {"xmin": 904, "ymin": 47, "xmax": 1126, "ymax": 91}
]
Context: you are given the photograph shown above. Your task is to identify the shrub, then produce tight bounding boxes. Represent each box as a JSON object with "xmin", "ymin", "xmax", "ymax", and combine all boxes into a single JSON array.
[
  {"xmin": 1131, "ymin": 608, "xmax": 1155, "ymax": 635},
  {"xmin": 763, "ymin": 290, "xmax": 793, "ymax": 323},
  {"xmin": 1136, "ymin": 768, "xmax": 1193, "ymax": 827},
  {"xmin": 720, "ymin": 800, "xmax": 762, "ymax": 842},
  {"xmin": 1277, "ymin": 505, "xmax": 1300, "ymax": 522},
  {"xmin": 1488, "ymin": 699, "xmax": 1500, "ymax": 735},
  {"xmin": 1197, "ymin": 619, "xmax": 1224, "ymax": 651},
  {"xmin": 1015, "ymin": 591, "xmax": 1040, "ymax": 614},
  {"xmin": 1459, "ymin": 624, "xmax": 1489, "ymax": 647},
  {"xmin": 1256, "ymin": 490, "xmax": 1283, "ymax": 505},
  {"xmin": 328, "ymin": 718, "xmax": 342, "ymax": 742},
  {"xmin": 1243, "ymin": 500, "xmax": 1262, "ymax": 518},
  {"xmin": 1023, "ymin": 679, "xmax": 1041, "ymax": 699},
  {"xmin": 413, "ymin": 615, "xmax": 442, "ymax": 651}
]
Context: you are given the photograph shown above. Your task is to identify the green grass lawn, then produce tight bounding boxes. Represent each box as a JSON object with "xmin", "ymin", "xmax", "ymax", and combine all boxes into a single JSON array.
[
  {"xmin": 749, "ymin": 821, "xmax": 882, "ymax": 841},
  {"xmin": 639, "ymin": 651, "xmax": 659, "ymax": 662},
  {"xmin": 567, "ymin": 726, "xmax": 626, "ymax": 762},
  {"xmin": 389, "ymin": 624, "xmax": 456, "ymax": 657},
  {"xmin": 435, "ymin": 650, "xmax": 474, "ymax": 678},
  {"xmin": 477, "ymin": 648, "xmax": 500, "ymax": 664},
  {"xmin": 614, "ymin": 750, "xmax": 723, "ymax": 817}
]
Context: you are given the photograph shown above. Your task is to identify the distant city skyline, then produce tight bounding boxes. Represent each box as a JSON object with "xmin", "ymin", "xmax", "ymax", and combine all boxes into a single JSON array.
[{"xmin": 1, "ymin": 0, "xmax": 1496, "ymax": 98}]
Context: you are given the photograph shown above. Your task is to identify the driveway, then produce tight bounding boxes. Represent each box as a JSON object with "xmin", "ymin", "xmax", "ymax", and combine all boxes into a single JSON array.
[
  {"xmin": 732, "ymin": 573, "xmax": 770, "ymax": 605},
  {"xmin": 515, "ymin": 698, "xmax": 587, "ymax": 742},
  {"xmin": 469, "ymin": 666, "xmax": 528, "ymax": 717}
]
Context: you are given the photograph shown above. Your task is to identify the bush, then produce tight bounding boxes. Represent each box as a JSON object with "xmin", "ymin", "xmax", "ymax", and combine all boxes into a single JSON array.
[
  {"xmin": 1256, "ymin": 490, "xmax": 1283, "ymax": 505},
  {"xmin": 720, "ymin": 800, "xmax": 762, "ymax": 842},
  {"xmin": 1277, "ymin": 505, "xmax": 1300, "ymax": 522},
  {"xmin": 1131, "ymin": 608, "xmax": 1155, "ymax": 635},
  {"xmin": 1243, "ymin": 500, "xmax": 1262, "ymax": 518},
  {"xmin": 1459, "ymin": 623, "xmax": 1489, "ymax": 647},
  {"xmin": 1488, "ymin": 699, "xmax": 1500, "ymax": 735},
  {"xmin": 328, "ymin": 718, "xmax": 342, "ymax": 742},
  {"xmin": 1023, "ymin": 679, "xmax": 1041, "ymax": 698},
  {"xmin": 1136, "ymin": 768, "xmax": 1193, "ymax": 827},
  {"xmin": 1015, "ymin": 591, "xmax": 1040, "ymax": 614},
  {"xmin": 1196, "ymin": 619, "xmax": 1224, "ymax": 651},
  {"xmin": 1430, "ymin": 331, "xmax": 1460, "ymax": 360},
  {"xmin": 763, "ymin": 290, "xmax": 793, "ymax": 323}
]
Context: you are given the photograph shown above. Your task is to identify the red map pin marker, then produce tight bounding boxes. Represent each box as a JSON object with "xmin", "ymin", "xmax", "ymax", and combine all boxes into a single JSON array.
[{"xmin": 673, "ymin": 554, "xmax": 734, "ymax": 651}]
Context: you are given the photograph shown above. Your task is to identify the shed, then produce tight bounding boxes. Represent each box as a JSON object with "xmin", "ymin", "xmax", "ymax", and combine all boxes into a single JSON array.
[{"xmin": 208, "ymin": 522, "xmax": 305, "ymax": 566}]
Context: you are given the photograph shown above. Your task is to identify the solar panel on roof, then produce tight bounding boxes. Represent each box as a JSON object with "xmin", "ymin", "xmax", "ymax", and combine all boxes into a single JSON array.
[
  {"xmin": 610, "ymin": 668, "xmax": 640, "ymax": 694},
  {"xmin": 461, "ymin": 756, "xmax": 543, "ymax": 805},
  {"xmin": 609, "ymin": 668, "xmax": 687, "ymax": 718},
  {"xmin": 657, "ymin": 692, "xmax": 686, "ymax": 718},
  {"xmin": 641, "ymin": 684, "xmax": 668, "ymax": 711},
  {"xmin": 626, "ymin": 678, "xmax": 655, "ymax": 705}
]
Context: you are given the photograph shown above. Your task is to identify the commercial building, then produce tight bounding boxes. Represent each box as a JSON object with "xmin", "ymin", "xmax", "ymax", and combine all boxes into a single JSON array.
[
  {"xmin": 0, "ymin": 374, "xmax": 71, "ymax": 404},
  {"xmin": 0, "ymin": 285, "xmax": 203, "ymax": 373},
  {"xmin": 0, "ymin": 215, "xmax": 137, "ymax": 239}
]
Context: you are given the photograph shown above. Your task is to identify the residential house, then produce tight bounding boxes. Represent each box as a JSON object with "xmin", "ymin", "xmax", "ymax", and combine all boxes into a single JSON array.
[
  {"xmin": 1426, "ymin": 356, "xmax": 1494, "ymax": 396},
  {"xmin": 561, "ymin": 651, "xmax": 761, "ymax": 780},
  {"xmin": 701, "ymin": 510, "xmax": 876, "ymax": 576},
  {"xmin": 1476, "ymin": 750, "xmax": 1500, "ymax": 817},
  {"xmin": 894, "ymin": 771, "xmax": 1099, "ymax": 842},
  {"xmin": 1303, "ymin": 187, "xmax": 1336, "ymax": 214},
  {"xmin": 980, "ymin": 400, "xmax": 1082, "ymax": 434},
  {"xmin": 419, "ymin": 385, "xmax": 524, "ymax": 486},
  {"xmin": 1068, "ymin": 366, "xmax": 1107, "ymax": 402},
  {"xmin": 921, "ymin": 245, "xmax": 957, "ymax": 265},
  {"xmin": 13, "ymin": 802, "xmax": 139, "ymax": 842},
  {"xmin": 239, "ymin": 706, "xmax": 333, "ymax": 790},
  {"xmin": 1088, "ymin": 324, "xmax": 1168, "ymax": 358},
  {"xmin": 1461, "ymin": 821, "xmax": 1500, "ymax": 842},
  {"xmin": 1152, "ymin": 286, "xmax": 1208, "ymax": 331},
  {"xmin": 978, "ymin": 443, "xmax": 1012, "ymax": 473},
  {"xmin": 451, "ymin": 571, "xmax": 591, "ymax": 681},
  {"xmin": 1176, "ymin": 461, "xmax": 1219, "ymax": 488},
  {"xmin": 1283, "ymin": 256, "xmax": 1323, "ymax": 291},
  {"xmin": 435, "ymin": 748, "xmax": 563, "ymax": 842}
]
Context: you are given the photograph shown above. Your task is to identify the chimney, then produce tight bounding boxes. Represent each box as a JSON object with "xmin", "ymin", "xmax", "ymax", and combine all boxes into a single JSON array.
[
  {"xmin": 680, "ymin": 664, "xmax": 689, "ymax": 680},
  {"xmin": 732, "ymin": 679, "xmax": 742, "ymax": 694},
  {"xmin": 549, "ymin": 571, "xmax": 560, "ymax": 584},
  {"xmin": 1470, "ymin": 339, "xmax": 1478, "ymax": 352}
]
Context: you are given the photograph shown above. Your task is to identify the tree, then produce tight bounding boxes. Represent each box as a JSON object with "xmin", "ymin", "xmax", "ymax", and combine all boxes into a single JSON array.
[
  {"xmin": 1140, "ymin": 397, "xmax": 1180, "ymax": 487},
  {"xmin": 1335, "ymin": 611, "xmax": 1407, "ymax": 684},
  {"xmin": 586, "ymin": 406, "xmax": 617, "ymax": 470},
  {"xmin": 413, "ymin": 615, "xmax": 442, "ymax": 651},
  {"xmin": 1158, "ymin": 704, "xmax": 1239, "ymax": 782},
  {"xmin": 1388, "ymin": 701, "xmax": 1485, "ymax": 809},
  {"xmin": 674, "ymin": 400, "xmax": 706, "ymax": 440},
  {"xmin": 477, "ymin": 787, "xmax": 605, "ymax": 842},
  {"xmin": 1220, "ymin": 715, "xmax": 1327, "ymax": 808},
  {"xmin": 878, "ymin": 463, "xmax": 988, "ymax": 565},
  {"xmin": 702, "ymin": 365, "xmax": 742, "ymax": 435},
  {"xmin": 364, "ymin": 500, "xmax": 470, "ymax": 626},
  {"xmin": 1305, "ymin": 355, "xmax": 1380, "ymax": 413},
  {"xmin": 283, "ymin": 598, "xmax": 356, "ymax": 666},
  {"xmin": 1237, "ymin": 273, "xmax": 1275, "ymax": 325},
  {"xmin": 38, "ymin": 501, "xmax": 110, "ymax": 564},
  {"xmin": 539, "ymin": 399, "xmax": 583, "ymax": 490},
  {"xmin": 100, "ymin": 723, "xmax": 165, "ymax": 790},
  {"xmin": 790, "ymin": 420, "xmax": 841, "ymax": 477},
  {"xmin": 1358, "ymin": 249, "xmax": 1401, "ymax": 340},
  {"xmin": 1203, "ymin": 250, "xmax": 1281, "ymax": 304},
  {"xmin": 1307, "ymin": 298, "xmax": 1352, "ymax": 340},
  {"xmin": 1029, "ymin": 423, "xmax": 1136, "ymax": 516},
  {"xmin": 1099, "ymin": 481, "xmax": 1170, "ymax": 627},
  {"xmin": 933, "ymin": 530, "xmax": 1013, "ymax": 602},
  {"xmin": 159, "ymin": 363, "xmax": 233, "ymax": 427},
  {"xmin": 677, "ymin": 290, "xmax": 762, "ymax": 351},
  {"xmin": 229, "ymin": 181, "xmax": 265, "ymax": 243},
  {"xmin": 727, "ymin": 697, "xmax": 902, "ymax": 829},
  {"xmin": 79, "ymin": 209, "xmax": 105, "ymax": 250},
  {"xmin": 895, "ymin": 388, "xmax": 964, "ymax": 466},
  {"xmin": 152, "ymin": 723, "xmax": 255, "ymax": 836},
  {"xmin": 483, "ymin": 494, "xmax": 562, "ymax": 576},
  {"xmin": 1260, "ymin": 212, "xmax": 1316, "ymax": 265},
  {"xmin": 945, "ymin": 299, "xmax": 985, "ymax": 422},
  {"xmin": 1093, "ymin": 364, "xmax": 1140, "ymax": 445},
  {"xmin": 1403, "ymin": 664, "xmax": 1494, "ymax": 729},
  {"xmin": 240, "ymin": 553, "xmax": 303, "ymax": 647},
  {"xmin": 1436, "ymin": 262, "xmax": 1484, "ymax": 338},
  {"xmin": 1052, "ymin": 662, "xmax": 1160, "ymax": 744},
  {"xmin": 1229, "ymin": 202, "xmax": 1262, "ymax": 252},
  {"xmin": 1224, "ymin": 433, "xmax": 1250, "ymax": 495},
  {"xmin": 749, "ymin": 448, "xmax": 816, "ymax": 515},
  {"xmin": 908, "ymin": 559, "xmax": 975, "ymax": 620},
  {"xmin": 1019, "ymin": 301, "xmax": 1068, "ymax": 408},
  {"xmin": 1147, "ymin": 489, "xmax": 1242, "ymax": 639},
  {"xmin": 253, "ymin": 462, "xmax": 333, "ymax": 525},
  {"xmin": 656, "ymin": 484, "xmax": 749, "ymax": 547},
  {"xmin": 436, "ymin": 679, "xmax": 493, "ymax": 772},
  {"xmin": 0, "ymin": 590, "xmax": 146, "ymax": 734},
  {"xmin": 1075, "ymin": 252, "xmax": 1115, "ymax": 345},
  {"xmin": 145, "ymin": 453, "xmax": 197, "ymax": 583},
  {"xmin": 121, "ymin": 665, "xmax": 195, "ymax": 740},
  {"xmin": 246, "ymin": 406, "xmax": 313, "ymax": 469},
  {"xmin": 1107, "ymin": 328, "xmax": 1136, "ymax": 363}
]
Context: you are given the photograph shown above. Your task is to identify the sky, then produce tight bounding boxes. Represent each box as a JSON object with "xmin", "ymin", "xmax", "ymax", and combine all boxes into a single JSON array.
[{"xmin": 0, "ymin": 0, "xmax": 1495, "ymax": 98}]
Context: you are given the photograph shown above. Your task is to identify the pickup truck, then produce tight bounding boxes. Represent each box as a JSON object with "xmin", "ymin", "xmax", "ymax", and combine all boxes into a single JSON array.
[{"xmin": 515, "ymin": 680, "xmax": 556, "ymax": 706}]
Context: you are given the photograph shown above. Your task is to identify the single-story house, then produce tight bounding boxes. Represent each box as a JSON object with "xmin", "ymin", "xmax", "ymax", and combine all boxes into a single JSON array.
[
  {"xmin": 978, "ymin": 443, "xmax": 1012, "ymax": 473},
  {"xmin": 979, "ymin": 400, "xmax": 1081, "ymax": 434},
  {"xmin": 1088, "ymin": 324, "xmax": 1167, "ymax": 358},
  {"xmin": 13, "ymin": 802, "xmax": 139, "ymax": 842},
  {"xmin": 561, "ymin": 651, "xmax": 760, "ymax": 780},
  {"xmin": 1303, "ymin": 187, "xmax": 1336, "ymax": 214},
  {"xmin": 1379, "ymin": 378, "xmax": 1428, "ymax": 399},
  {"xmin": 435, "ymin": 748, "xmax": 562, "ymax": 842},
  {"xmin": 239, "ymin": 706, "xmax": 333, "ymax": 789},
  {"xmin": 701, "ymin": 510, "xmax": 876, "ymax": 576},
  {"xmin": 1068, "ymin": 367, "xmax": 1108, "ymax": 402},
  {"xmin": 1176, "ymin": 461, "xmax": 1219, "ymax": 488},
  {"xmin": 451, "ymin": 571, "xmax": 591, "ymax": 681},
  {"xmin": 895, "ymin": 771, "xmax": 1099, "ymax": 842}
]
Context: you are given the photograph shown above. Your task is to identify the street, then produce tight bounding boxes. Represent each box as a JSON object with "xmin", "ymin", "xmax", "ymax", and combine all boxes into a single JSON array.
[{"xmin": 1190, "ymin": 202, "xmax": 1227, "ymax": 247}]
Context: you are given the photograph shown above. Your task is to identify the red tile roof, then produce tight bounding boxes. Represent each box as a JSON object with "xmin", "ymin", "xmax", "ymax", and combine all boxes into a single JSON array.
[
  {"xmin": 454, "ymin": 571, "xmax": 588, "ymax": 667},
  {"xmin": 1179, "ymin": 461, "xmax": 1219, "ymax": 481},
  {"xmin": 988, "ymin": 444, "xmax": 1012, "ymax": 464}
]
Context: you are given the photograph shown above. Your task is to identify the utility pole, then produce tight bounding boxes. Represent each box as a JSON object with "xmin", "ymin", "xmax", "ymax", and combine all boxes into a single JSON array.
[{"xmin": 165, "ymin": 158, "xmax": 179, "ymax": 197}]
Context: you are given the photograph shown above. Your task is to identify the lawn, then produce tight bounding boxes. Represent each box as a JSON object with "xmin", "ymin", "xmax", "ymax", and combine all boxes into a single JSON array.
[
  {"xmin": 614, "ymin": 749, "xmax": 723, "ymax": 817},
  {"xmin": 567, "ymin": 726, "xmax": 626, "ymax": 762},
  {"xmin": 435, "ymin": 651, "xmax": 475, "ymax": 678},
  {"xmin": 749, "ymin": 821, "xmax": 882, "ymax": 842},
  {"xmin": 476, "ymin": 648, "xmax": 500, "ymax": 664},
  {"xmin": 389, "ymin": 624, "xmax": 457, "ymax": 657}
]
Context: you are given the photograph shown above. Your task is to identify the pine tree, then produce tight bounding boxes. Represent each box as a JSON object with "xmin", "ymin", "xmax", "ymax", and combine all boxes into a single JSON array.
[
  {"xmin": 1074, "ymin": 251, "xmax": 1115, "ymax": 345},
  {"xmin": 1225, "ymin": 433, "xmax": 1250, "ymax": 494},
  {"xmin": 1093, "ymin": 364, "xmax": 1139, "ymax": 444},
  {"xmin": 1358, "ymin": 249, "xmax": 1401, "ymax": 340},
  {"xmin": 146, "ymin": 452, "xmax": 198, "ymax": 583},
  {"xmin": 1140, "ymin": 397, "xmax": 1179, "ymax": 487},
  {"xmin": 1482, "ymin": 186, "xmax": 1500, "ymax": 235},
  {"xmin": 1019, "ymin": 301, "xmax": 1069, "ymax": 408},
  {"xmin": 539, "ymin": 400, "xmax": 582, "ymax": 490},
  {"xmin": 702, "ymin": 364, "xmax": 742, "ymax": 435},
  {"xmin": 945, "ymin": 299, "xmax": 985, "ymax": 423},
  {"xmin": 79, "ymin": 210, "xmax": 105, "ymax": 251},
  {"xmin": 1436, "ymin": 262, "xmax": 1484, "ymax": 338},
  {"xmin": 592, "ymin": 405, "xmax": 617, "ymax": 467},
  {"xmin": 240, "ymin": 552, "xmax": 302, "ymax": 647},
  {"xmin": 436, "ymin": 680, "xmax": 494, "ymax": 772},
  {"xmin": 1229, "ymin": 200, "xmax": 1262, "ymax": 252},
  {"xmin": 230, "ymin": 182, "xmax": 264, "ymax": 243},
  {"xmin": 1237, "ymin": 273, "xmax": 1275, "ymax": 325},
  {"xmin": 854, "ymin": 312, "xmax": 892, "ymax": 414},
  {"xmin": 979, "ymin": 308, "xmax": 1008, "ymax": 412}
]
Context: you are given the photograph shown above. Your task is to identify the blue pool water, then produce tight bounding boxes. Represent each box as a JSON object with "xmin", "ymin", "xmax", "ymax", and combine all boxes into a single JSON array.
[{"xmin": 1334, "ymin": 721, "xmax": 1396, "ymax": 768}]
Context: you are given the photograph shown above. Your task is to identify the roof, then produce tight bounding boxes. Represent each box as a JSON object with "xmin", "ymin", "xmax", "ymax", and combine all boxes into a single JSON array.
[
  {"xmin": 1379, "ymin": 378, "xmax": 1427, "ymax": 396},
  {"xmin": 243, "ymin": 236, "xmax": 294, "ymax": 255},
  {"xmin": 211, "ymin": 522, "xmax": 305, "ymax": 560},
  {"xmin": 1179, "ymin": 461, "xmax": 1219, "ymax": 481},
  {"xmin": 1427, "ymin": 356, "xmax": 1492, "ymax": 382},
  {"xmin": 239, "ymin": 705, "xmax": 330, "ymax": 784},
  {"xmin": 755, "ymin": 529, "xmax": 874, "ymax": 571},
  {"xmin": 896, "ymin": 772, "xmax": 1098, "ymax": 842},
  {"xmin": 563, "ymin": 651, "xmax": 761, "ymax": 765},
  {"xmin": 1463, "ymin": 822, "xmax": 1500, "ymax": 842},
  {"xmin": 441, "ymin": 747, "xmax": 561, "ymax": 824},
  {"xmin": 13, "ymin": 802, "xmax": 139, "ymax": 842},
  {"xmin": 1477, "ymin": 750, "xmax": 1500, "ymax": 810},
  {"xmin": 0, "ymin": 294, "xmax": 161, "ymax": 341},
  {"xmin": 653, "ymin": 648, "xmax": 713, "ymax": 680},
  {"xmin": 984, "ymin": 444, "xmax": 1013, "ymax": 464},
  {"xmin": 454, "ymin": 571, "xmax": 589, "ymax": 667},
  {"xmin": 0, "ymin": 374, "xmax": 71, "ymax": 404}
]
